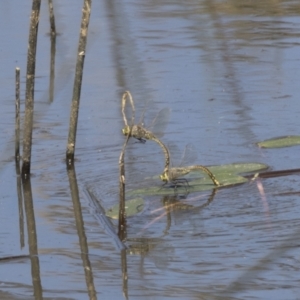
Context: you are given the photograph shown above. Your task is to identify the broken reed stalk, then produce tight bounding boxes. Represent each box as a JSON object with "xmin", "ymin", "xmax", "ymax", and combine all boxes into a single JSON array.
[
  {"xmin": 66, "ymin": 0, "xmax": 92, "ymax": 164},
  {"xmin": 118, "ymin": 94, "xmax": 135, "ymax": 241},
  {"xmin": 118, "ymin": 133, "xmax": 130, "ymax": 241},
  {"xmin": 15, "ymin": 67, "xmax": 20, "ymax": 160},
  {"xmin": 47, "ymin": 0, "xmax": 56, "ymax": 36},
  {"xmin": 22, "ymin": 0, "xmax": 42, "ymax": 177}
]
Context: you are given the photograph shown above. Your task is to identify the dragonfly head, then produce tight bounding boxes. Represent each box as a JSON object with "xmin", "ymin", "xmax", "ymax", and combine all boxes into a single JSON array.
[
  {"xmin": 122, "ymin": 125, "xmax": 130, "ymax": 136},
  {"xmin": 159, "ymin": 171, "xmax": 169, "ymax": 182}
]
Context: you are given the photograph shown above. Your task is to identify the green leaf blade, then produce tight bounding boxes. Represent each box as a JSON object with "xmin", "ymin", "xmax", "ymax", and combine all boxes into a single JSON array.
[{"xmin": 257, "ymin": 136, "xmax": 300, "ymax": 148}]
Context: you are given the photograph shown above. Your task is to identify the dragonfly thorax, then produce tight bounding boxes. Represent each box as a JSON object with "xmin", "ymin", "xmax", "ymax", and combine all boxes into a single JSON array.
[
  {"xmin": 160, "ymin": 167, "xmax": 190, "ymax": 183},
  {"xmin": 169, "ymin": 167, "xmax": 190, "ymax": 181},
  {"xmin": 131, "ymin": 125, "xmax": 149, "ymax": 140}
]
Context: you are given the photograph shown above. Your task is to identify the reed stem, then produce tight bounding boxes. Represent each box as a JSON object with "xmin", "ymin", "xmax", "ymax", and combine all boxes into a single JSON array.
[
  {"xmin": 66, "ymin": 0, "xmax": 92, "ymax": 164},
  {"xmin": 47, "ymin": 0, "xmax": 56, "ymax": 36},
  {"xmin": 22, "ymin": 0, "xmax": 42, "ymax": 176}
]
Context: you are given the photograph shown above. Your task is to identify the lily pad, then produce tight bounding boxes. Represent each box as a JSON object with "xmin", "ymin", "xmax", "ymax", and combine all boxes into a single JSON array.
[
  {"xmin": 106, "ymin": 197, "xmax": 144, "ymax": 219},
  {"xmin": 128, "ymin": 162, "xmax": 268, "ymax": 197},
  {"xmin": 257, "ymin": 136, "xmax": 300, "ymax": 148}
]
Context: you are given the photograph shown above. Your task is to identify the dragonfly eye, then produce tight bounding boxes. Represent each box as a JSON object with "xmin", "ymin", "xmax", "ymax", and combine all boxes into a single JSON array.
[
  {"xmin": 159, "ymin": 173, "xmax": 168, "ymax": 182},
  {"xmin": 122, "ymin": 126, "xmax": 130, "ymax": 136}
]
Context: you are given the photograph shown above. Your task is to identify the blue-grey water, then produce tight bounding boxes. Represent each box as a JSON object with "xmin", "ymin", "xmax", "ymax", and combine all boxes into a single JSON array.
[{"xmin": 1, "ymin": 0, "xmax": 300, "ymax": 299}]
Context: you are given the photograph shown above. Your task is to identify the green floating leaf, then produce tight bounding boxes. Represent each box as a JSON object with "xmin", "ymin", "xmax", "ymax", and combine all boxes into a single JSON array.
[
  {"xmin": 207, "ymin": 162, "xmax": 268, "ymax": 175},
  {"xmin": 257, "ymin": 136, "xmax": 300, "ymax": 148},
  {"xmin": 128, "ymin": 162, "xmax": 268, "ymax": 197},
  {"xmin": 106, "ymin": 197, "xmax": 144, "ymax": 219}
]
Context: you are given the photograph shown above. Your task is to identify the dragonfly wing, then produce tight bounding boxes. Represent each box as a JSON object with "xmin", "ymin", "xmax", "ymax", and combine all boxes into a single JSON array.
[
  {"xmin": 138, "ymin": 99, "xmax": 155, "ymax": 127},
  {"xmin": 180, "ymin": 143, "xmax": 198, "ymax": 166},
  {"xmin": 150, "ymin": 107, "xmax": 171, "ymax": 138}
]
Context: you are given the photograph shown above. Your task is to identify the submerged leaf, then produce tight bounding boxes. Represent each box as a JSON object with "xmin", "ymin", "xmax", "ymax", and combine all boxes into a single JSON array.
[
  {"xmin": 106, "ymin": 197, "xmax": 144, "ymax": 219},
  {"xmin": 257, "ymin": 136, "xmax": 300, "ymax": 148}
]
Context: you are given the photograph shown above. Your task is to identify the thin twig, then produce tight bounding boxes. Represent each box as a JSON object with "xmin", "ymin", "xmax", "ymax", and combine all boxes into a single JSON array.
[{"xmin": 15, "ymin": 67, "xmax": 20, "ymax": 160}]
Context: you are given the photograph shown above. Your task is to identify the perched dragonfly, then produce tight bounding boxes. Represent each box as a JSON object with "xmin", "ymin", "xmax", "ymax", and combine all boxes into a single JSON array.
[
  {"xmin": 122, "ymin": 101, "xmax": 171, "ymax": 174},
  {"xmin": 159, "ymin": 144, "xmax": 220, "ymax": 191}
]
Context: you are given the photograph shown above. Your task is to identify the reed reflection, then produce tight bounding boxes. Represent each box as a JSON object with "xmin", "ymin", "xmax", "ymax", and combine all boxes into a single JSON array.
[
  {"xmin": 22, "ymin": 175, "xmax": 43, "ymax": 299},
  {"xmin": 67, "ymin": 162, "xmax": 97, "ymax": 300}
]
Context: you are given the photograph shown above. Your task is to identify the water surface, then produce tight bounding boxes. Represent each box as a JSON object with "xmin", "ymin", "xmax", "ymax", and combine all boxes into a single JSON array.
[{"xmin": 1, "ymin": 0, "xmax": 300, "ymax": 299}]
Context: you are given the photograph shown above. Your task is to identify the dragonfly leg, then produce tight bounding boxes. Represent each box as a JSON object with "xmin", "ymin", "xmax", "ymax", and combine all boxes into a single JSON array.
[
  {"xmin": 172, "ymin": 178, "xmax": 190, "ymax": 194},
  {"xmin": 159, "ymin": 179, "xmax": 189, "ymax": 196},
  {"xmin": 158, "ymin": 180, "xmax": 168, "ymax": 191},
  {"xmin": 136, "ymin": 138, "xmax": 146, "ymax": 144}
]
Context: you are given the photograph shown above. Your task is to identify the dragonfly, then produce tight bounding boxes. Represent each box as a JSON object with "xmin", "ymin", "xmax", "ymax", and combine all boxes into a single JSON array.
[
  {"xmin": 122, "ymin": 107, "xmax": 170, "ymax": 143},
  {"xmin": 122, "ymin": 106, "xmax": 171, "ymax": 173},
  {"xmin": 159, "ymin": 144, "xmax": 220, "ymax": 191}
]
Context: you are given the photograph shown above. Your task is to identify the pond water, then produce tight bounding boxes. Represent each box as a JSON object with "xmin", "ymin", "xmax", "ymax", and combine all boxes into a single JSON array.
[{"xmin": 1, "ymin": 0, "xmax": 300, "ymax": 299}]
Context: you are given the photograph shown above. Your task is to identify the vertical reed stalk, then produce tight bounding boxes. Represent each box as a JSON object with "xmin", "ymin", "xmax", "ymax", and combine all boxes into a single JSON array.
[
  {"xmin": 48, "ymin": 0, "xmax": 56, "ymax": 102},
  {"xmin": 66, "ymin": 0, "xmax": 92, "ymax": 164},
  {"xmin": 118, "ymin": 133, "xmax": 130, "ymax": 240},
  {"xmin": 15, "ymin": 67, "xmax": 20, "ymax": 160},
  {"xmin": 22, "ymin": 0, "xmax": 41, "ymax": 176},
  {"xmin": 118, "ymin": 92, "xmax": 135, "ymax": 241},
  {"xmin": 49, "ymin": 33, "xmax": 56, "ymax": 102},
  {"xmin": 47, "ymin": 0, "xmax": 56, "ymax": 36}
]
